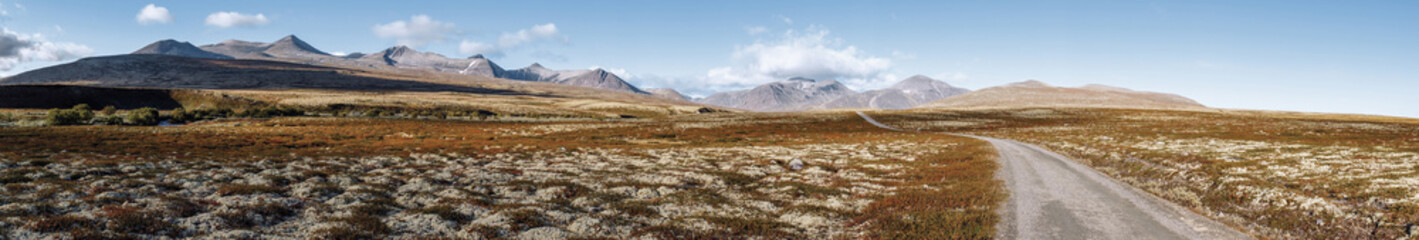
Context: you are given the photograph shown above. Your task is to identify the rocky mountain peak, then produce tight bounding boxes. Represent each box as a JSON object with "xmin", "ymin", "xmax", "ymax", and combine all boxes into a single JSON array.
[
  {"xmin": 386, "ymin": 46, "xmax": 415, "ymax": 55},
  {"xmin": 133, "ymin": 39, "xmax": 234, "ymax": 60},
  {"xmin": 268, "ymin": 35, "xmax": 328, "ymax": 55},
  {"xmin": 277, "ymin": 35, "xmax": 301, "ymax": 42},
  {"xmin": 900, "ymin": 75, "xmax": 935, "ymax": 83},
  {"xmin": 154, "ymin": 39, "xmax": 183, "ymax": 45}
]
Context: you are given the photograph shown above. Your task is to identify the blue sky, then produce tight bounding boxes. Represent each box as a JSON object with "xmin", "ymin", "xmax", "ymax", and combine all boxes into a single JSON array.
[{"xmin": 1, "ymin": 1, "xmax": 1416, "ymax": 117}]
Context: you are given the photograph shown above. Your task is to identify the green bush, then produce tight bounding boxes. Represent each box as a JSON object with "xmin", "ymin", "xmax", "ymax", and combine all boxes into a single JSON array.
[
  {"xmin": 127, "ymin": 108, "xmax": 160, "ymax": 126},
  {"xmin": 170, "ymin": 108, "xmax": 192, "ymax": 123},
  {"xmin": 239, "ymin": 106, "xmax": 303, "ymax": 118},
  {"xmin": 208, "ymin": 108, "xmax": 235, "ymax": 118},
  {"xmin": 71, "ymin": 104, "xmax": 95, "ymax": 120},
  {"xmin": 172, "ymin": 108, "xmax": 236, "ymax": 123},
  {"xmin": 0, "ymin": 112, "xmax": 12, "ymax": 122},
  {"xmin": 46, "ymin": 105, "xmax": 94, "ymax": 126},
  {"xmin": 101, "ymin": 106, "xmax": 117, "ymax": 116},
  {"xmin": 95, "ymin": 116, "xmax": 125, "ymax": 125}
]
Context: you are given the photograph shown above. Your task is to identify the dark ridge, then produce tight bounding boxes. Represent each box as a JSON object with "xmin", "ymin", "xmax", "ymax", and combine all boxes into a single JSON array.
[{"xmin": 0, "ymin": 85, "xmax": 183, "ymax": 109}]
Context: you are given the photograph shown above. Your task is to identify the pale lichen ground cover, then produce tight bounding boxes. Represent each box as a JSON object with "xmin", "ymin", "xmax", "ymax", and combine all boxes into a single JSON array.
[
  {"xmin": 878, "ymin": 109, "xmax": 1419, "ymax": 239},
  {"xmin": 0, "ymin": 114, "xmax": 989, "ymax": 239}
]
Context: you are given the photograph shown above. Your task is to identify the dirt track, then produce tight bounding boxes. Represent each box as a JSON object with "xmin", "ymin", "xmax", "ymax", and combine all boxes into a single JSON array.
[{"xmin": 856, "ymin": 111, "xmax": 1251, "ymax": 240}]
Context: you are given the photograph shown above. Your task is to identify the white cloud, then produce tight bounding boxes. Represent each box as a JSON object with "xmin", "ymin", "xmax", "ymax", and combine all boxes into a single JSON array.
[
  {"xmin": 459, "ymin": 23, "xmax": 565, "ymax": 57},
  {"xmin": 458, "ymin": 41, "xmax": 500, "ymax": 57},
  {"xmin": 136, "ymin": 4, "xmax": 173, "ymax": 25},
  {"xmin": 697, "ymin": 26, "xmax": 894, "ymax": 91},
  {"xmin": 373, "ymin": 15, "xmax": 456, "ymax": 48},
  {"xmin": 745, "ymin": 26, "xmax": 767, "ymax": 35},
  {"xmin": 498, "ymin": 23, "xmax": 563, "ymax": 48},
  {"xmin": 776, "ymin": 15, "xmax": 794, "ymax": 24},
  {"xmin": 0, "ymin": 29, "xmax": 93, "ymax": 71},
  {"xmin": 205, "ymin": 12, "xmax": 269, "ymax": 28}
]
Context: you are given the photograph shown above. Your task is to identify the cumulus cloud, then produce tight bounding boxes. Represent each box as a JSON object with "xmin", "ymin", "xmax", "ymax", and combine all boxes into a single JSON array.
[
  {"xmin": 703, "ymin": 26, "xmax": 892, "ymax": 90},
  {"xmin": 205, "ymin": 12, "xmax": 269, "ymax": 28},
  {"xmin": 0, "ymin": 29, "xmax": 93, "ymax": 70},
  {"xmin": 499, "ymin": 24, "xmax": 564, "ymax": 47},
  {"xmin": 136, "ymin": 4, "xmax": 173, "ymax": 25},
  {"xmin": 726, "ymin": 26, "xmax": 879, "ymax": 83},
  {"xmin": 620, "ymin": 26, "xmax": 897, "ymax": 96},
  {"xmin": 372, "ymin": 15, "xmax": 456, "ymax": 48},
  {"xmin": 459, "ymin": 23, "xmax": 565, "ymax": 58}
]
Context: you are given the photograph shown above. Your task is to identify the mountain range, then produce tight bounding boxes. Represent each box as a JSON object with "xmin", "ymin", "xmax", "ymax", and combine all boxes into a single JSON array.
[
  {"xmin": 126, "ymin": 35, "xmax": 987, "ymax": 110},
  {"xmin": 699, "ymin": 77, "xmax": 857, "ymax": 112},
  {"xmin": 814, "ymin": 75, "xmax": 971, "ymax": 110},
  {"xmin": 698, "ymin": 75, "xmax": 971, "ymax": 112},
  {"xmin": 132, "ymin": 35, "xmax": 647, "ymax": 94},
  {"xmin": 6, "ymin": 34, "xmax": 1207, "ymax": 112}
]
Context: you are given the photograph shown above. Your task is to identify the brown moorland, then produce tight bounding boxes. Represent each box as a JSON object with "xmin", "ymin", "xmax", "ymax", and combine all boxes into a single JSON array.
[{"xmin": 0, "ymin": 112, "xmax": 1002, "ymax": 239}]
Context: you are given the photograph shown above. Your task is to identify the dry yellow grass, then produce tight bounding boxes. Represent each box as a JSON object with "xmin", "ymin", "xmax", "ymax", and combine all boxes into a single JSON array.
[
  {"xmin": 0, "ymin": 112, "xmax": 1002, "ymax": 239},
  {"xmin": 872, "ymin": 107, "xmax": 1419, "ymax": 239}
]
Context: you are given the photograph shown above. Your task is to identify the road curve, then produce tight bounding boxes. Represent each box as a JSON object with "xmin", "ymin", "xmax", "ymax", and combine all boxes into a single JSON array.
[{"xmin": 855, "ymin": 112, "xmax": 1251, "ymax": 240}]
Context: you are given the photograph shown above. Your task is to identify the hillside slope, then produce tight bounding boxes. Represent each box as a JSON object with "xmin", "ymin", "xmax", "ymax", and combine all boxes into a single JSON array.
[{"xmin": 921, "ymin": 80, "xmax": 1205, "ymax": 110}]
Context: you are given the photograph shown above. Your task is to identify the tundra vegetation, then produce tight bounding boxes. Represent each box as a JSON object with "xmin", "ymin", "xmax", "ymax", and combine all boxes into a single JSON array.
[
  {"xmin": 0, "ymin": 112, "xmax": 1002, "ymax": 239},
  {"xmin": 873, "ymin": 108, "xmax": 1419, "ymax": 239}
]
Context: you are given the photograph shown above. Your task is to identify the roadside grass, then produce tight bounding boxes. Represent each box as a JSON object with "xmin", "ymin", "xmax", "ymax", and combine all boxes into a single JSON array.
[
  {"xmin": 853, "ymin": 130, "xmax": 1002, "ymax": 240},
  {"xmin": 875, "ymin": 108, "xmax": 1419, "ymax": 239}
]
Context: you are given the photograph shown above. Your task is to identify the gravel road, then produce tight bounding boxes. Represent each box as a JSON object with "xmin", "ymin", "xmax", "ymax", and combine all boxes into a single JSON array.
[{"xmin": 856, "ymin": 111, "xmax": 1251, "ymax": 240}]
